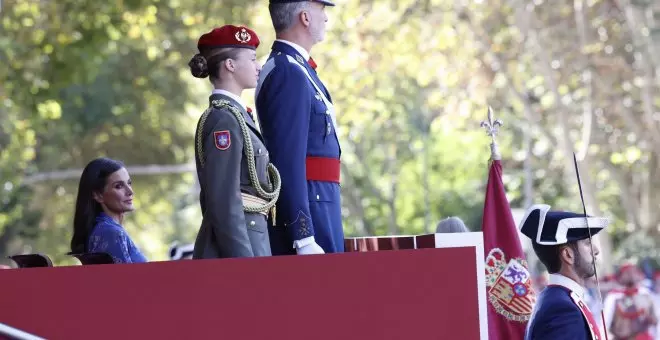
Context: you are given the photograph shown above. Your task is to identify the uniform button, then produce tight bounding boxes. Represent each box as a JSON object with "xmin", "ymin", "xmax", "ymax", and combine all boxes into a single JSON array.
[
  {"xmin": 258, "ymin": 148, "xmax": 262, "ymax": 154},
  {"xmin": 316, "ymin": 195, "xmax": 320, "ymax": 200},
  {"xmin": 250, "ymin": 221, "xmax": 256, "ymax": 226},
  {"xmin": 326, "ymin": 123, "xmax": 331, "ymax": 134}
]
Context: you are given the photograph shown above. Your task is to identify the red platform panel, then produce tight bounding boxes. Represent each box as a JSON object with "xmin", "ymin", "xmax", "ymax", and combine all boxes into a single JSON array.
[{"xmin": 0, "ymin": 248, "xmax": 481, "ymax": 340}]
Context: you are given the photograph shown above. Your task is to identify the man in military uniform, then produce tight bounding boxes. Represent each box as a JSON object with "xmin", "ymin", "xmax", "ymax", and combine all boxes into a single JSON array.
[
  {"xmin": 189, "ymin": 25, "xmax": 281, "ymax": 258},
  {"xmin": 255, "ymin": 0, "xmax": 343, "ymax": 255},
  {"xmin": 603, "ymin": 263, "xmax": 657, "ymax": 339},
  {"xmin": 519, "ymin": 204, "xmax": 609, "ymax": 340}
]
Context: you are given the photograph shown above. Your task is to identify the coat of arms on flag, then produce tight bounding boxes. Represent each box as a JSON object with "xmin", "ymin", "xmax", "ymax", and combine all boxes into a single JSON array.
[{"xmin": 485, "ymin": 248, "xmax": 536, "ymax": 321}]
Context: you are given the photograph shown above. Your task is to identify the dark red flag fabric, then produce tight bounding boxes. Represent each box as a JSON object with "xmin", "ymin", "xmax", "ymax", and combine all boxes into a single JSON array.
[{"xmin": 482, "ymin": 160, "xmax": 536, "ymax": 340}]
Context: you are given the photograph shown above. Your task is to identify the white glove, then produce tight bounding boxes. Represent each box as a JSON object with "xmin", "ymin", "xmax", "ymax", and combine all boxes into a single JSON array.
[{"xmin": 296, "ymin": 242, "xmax": 325, "ymax": 255}]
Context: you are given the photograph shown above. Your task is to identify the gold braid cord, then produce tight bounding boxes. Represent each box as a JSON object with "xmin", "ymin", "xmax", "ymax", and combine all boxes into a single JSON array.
[
  {"xmin": 196, "ymin": 106, "xmax": 212, "ymax": 168},
  {"xmin": 196, "ymin": 99, "xmax": 281, "ymax": 216}
]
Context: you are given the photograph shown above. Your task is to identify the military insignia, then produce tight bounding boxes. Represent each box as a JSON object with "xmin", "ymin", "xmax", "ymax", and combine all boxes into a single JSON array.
[
  {"xmin": 235, "ymin": 28, "xmax": 251, "ymax": 44},
  {"xmin": 214, "ymin": 130, "xmax": 231, "ymax": 150},
  {"xmin": 295, "ymin": 54, "xmax": 305, "ymax": 65},
  {"xmin": 288, "ymin": 211, "xmax": 313, "ymax": 238},
  {"xmin": 485, "ymin": 248, "xmax": 536, "ymax": 322}
]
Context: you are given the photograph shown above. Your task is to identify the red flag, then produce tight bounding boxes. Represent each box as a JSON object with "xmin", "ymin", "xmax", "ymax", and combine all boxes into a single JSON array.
[{"xmin": 482, "ymin": 160, "xmax": 536, "ymax": 340}]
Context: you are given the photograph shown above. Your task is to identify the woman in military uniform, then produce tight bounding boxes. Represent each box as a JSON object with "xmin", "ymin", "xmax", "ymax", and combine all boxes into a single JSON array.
[{"xmin": 188, "ymin": 25, "xmax": 280, "ymax": 259}]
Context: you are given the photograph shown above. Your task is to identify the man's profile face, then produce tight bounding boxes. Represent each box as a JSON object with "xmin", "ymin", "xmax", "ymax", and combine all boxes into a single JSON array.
[
  {"xmin": 306, "ymin": 2, "xmax": 328, "ymax": 43},
  {"xmin": 572, "ymin": 238, "xmax": 599, "ymax": 279}
]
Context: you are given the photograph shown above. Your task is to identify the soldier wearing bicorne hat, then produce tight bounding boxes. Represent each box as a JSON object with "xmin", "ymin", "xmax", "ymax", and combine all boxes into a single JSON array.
[{"xmin": 520, "ymin": 204, "xmax": 609, "ymax": 340}]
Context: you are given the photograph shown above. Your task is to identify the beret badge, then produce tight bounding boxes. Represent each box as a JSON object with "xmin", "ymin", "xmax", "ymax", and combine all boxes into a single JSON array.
[{"xmin": 235, "ymin": 28, "xmax": 251, "ymax": 44}]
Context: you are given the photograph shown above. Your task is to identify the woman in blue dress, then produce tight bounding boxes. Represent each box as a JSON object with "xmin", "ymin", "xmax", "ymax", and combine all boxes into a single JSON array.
[{"xmin": 70, "ymin": 157, "xmax": 147, "ymax": 264}]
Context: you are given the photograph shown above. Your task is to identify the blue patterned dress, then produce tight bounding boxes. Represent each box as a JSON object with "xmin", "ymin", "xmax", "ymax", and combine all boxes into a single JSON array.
[{"xmin": 87, "ymin": 213, "xmax": 147, "ymax": 264}]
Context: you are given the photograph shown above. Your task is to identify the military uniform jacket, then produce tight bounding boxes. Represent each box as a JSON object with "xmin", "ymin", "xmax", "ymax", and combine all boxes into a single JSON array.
[
  {"xmin": 602, "ymin": 286, "xmax": 657, "ymax": 339},
  {"xmin": 526, "ymin": 274, "xmax": 603, "ymax": 340},
  {"xmin": 255, "ymin": 40, "xmax": 344, "ymax": 254},
  {"xmin": 193, "ymin": 93, "xmax": 273, "ymax": 259}
]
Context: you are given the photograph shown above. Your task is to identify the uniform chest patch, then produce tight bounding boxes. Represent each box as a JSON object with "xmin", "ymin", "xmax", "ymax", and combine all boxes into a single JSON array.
[{"xmin": 214, "ymin": 130, "xmax": 231, "ymax": 150}]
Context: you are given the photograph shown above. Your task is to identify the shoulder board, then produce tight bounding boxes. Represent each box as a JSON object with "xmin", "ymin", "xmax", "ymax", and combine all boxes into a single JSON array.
[
  {"xmin": 285, "ymin": 54, "xmax": 305, "ymax": 66},
  {"xmin": 284, "ymin": 55, "xmax": 311, "ymax": 78}
]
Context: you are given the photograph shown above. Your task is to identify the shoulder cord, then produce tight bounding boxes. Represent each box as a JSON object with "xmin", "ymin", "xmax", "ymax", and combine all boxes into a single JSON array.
[{"xmin": 196, "ymin": 100, "xmax": 281, "ymax": 215}]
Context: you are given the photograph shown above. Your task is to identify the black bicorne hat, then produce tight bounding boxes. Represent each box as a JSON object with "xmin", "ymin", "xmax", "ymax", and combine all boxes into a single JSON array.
[{"xmin": 519, "ymin": 204, "xmax": 609, "ymax": 246}]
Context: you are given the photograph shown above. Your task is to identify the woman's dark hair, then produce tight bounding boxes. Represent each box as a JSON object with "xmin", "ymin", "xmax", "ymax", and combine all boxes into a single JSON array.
[
  {"xmin": 188, "ymin": 47, "xmax": 242, "ymax": 80},
  {"xmin": 532, "ymin": 241, "xmax": 579, "ymax": 273},
  {"xmin": 70, "ymin": 157, "xmax": 125, "ymax": 254}
]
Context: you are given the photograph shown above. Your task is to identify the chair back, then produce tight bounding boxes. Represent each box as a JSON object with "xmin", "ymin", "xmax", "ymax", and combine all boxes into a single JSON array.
[
  {"xmin": 8, "ymin": 254, "xmax": 53, "ymax": 268},
  {"xmin": 71, "ymin": 252, "xmax": 115, "ymax": 265}
]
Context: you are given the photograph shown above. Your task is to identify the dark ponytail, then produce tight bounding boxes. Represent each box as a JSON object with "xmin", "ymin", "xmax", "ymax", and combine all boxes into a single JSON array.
[{"xmin": 70, "ymin": 158, "xmax": 124, "ymax": 254}]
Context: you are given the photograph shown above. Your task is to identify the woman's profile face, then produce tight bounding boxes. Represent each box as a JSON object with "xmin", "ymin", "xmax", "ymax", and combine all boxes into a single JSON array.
[
  {"xmin": 94, "ymin": 167, "xmax": 134, "ymax": 214},
  {"xmin": 231, "ymin": 48, "xmax": 261, "ymax": 89}
]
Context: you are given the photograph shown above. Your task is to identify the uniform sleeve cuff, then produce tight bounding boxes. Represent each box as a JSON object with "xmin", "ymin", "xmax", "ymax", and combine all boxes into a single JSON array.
[
  {"xmin": 293, "ymin": 236, "xmax": 315, "ymax": 249},
  {"xmin": 286, "ymin": 211, "xmax": 314, "ymax": 241}
]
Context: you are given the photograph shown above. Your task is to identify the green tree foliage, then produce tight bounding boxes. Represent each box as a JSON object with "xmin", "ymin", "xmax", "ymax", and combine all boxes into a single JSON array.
[{"xmin": 2, "ymin": 0, "xmax": 660, "ymax": 269}]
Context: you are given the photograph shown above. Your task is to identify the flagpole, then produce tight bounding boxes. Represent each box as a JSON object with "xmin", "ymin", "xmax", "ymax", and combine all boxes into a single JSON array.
[
  {"xmin": 480, "ymin": 106, "xmax": 535, "ymax": 340},
  {"xmin": 480, "ymin": 106, "xmax": 503, "ymax": 161}
]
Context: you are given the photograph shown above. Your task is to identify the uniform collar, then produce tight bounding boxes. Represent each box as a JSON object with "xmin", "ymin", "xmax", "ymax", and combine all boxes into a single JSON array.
[
  {"xmin": 211, "ymin": 89, "xmax": 246, "ymax": 111},
  {"xmin": 275, "ymin": 39, "xmax": 310, "ymax": 61},
  {"xmin": 549, "ymin": 273, "xmax": 585, "ymax": 298}
]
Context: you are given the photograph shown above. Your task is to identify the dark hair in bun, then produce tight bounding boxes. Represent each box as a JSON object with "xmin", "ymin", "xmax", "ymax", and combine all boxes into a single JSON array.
[
  {"xmin": 189, "ymin": 48, "xmax": 243, "ymax": 80},
  {"xmin": 188, "ymin": 54, "xmax": 209, "ymax": 78}
]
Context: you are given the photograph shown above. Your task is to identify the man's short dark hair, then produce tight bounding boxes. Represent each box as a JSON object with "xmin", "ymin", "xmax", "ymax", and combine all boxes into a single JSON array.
[{"xmin": 532, "ymin": 241, "xmax": 579, "ymax": 273}]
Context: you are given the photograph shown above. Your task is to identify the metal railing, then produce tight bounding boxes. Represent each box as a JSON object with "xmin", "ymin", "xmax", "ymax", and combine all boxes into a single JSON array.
[{"xmin": 0, "ymin": 323, "xmax": 46, "ymax": 340}]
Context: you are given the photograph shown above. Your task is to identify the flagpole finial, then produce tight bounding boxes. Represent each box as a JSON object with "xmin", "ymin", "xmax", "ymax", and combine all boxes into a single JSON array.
[{"xmin": 480, "ymin": 106, "xmax": 503, "ymax": 161}]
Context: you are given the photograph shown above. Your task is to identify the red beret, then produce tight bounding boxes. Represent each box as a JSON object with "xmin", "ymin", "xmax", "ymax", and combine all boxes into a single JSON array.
[{"xmin": 197, "ymin": 25, "xmax": 260, "ymax": 51}]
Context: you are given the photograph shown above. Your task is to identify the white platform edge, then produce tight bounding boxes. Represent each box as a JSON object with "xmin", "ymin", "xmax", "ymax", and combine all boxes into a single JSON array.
[{"xmin": 433, "ymin": 232, "xmax": 488, "ymax": 340}]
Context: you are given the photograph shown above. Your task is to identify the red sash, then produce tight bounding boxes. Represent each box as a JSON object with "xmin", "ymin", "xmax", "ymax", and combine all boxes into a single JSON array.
[
  {"xmin": 570, "ymin": 291, "xmax": 604, "ymax": 340},
  {"xmin": 306, "ymin": 157, "xmax": 340, "ymax": 183}
]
